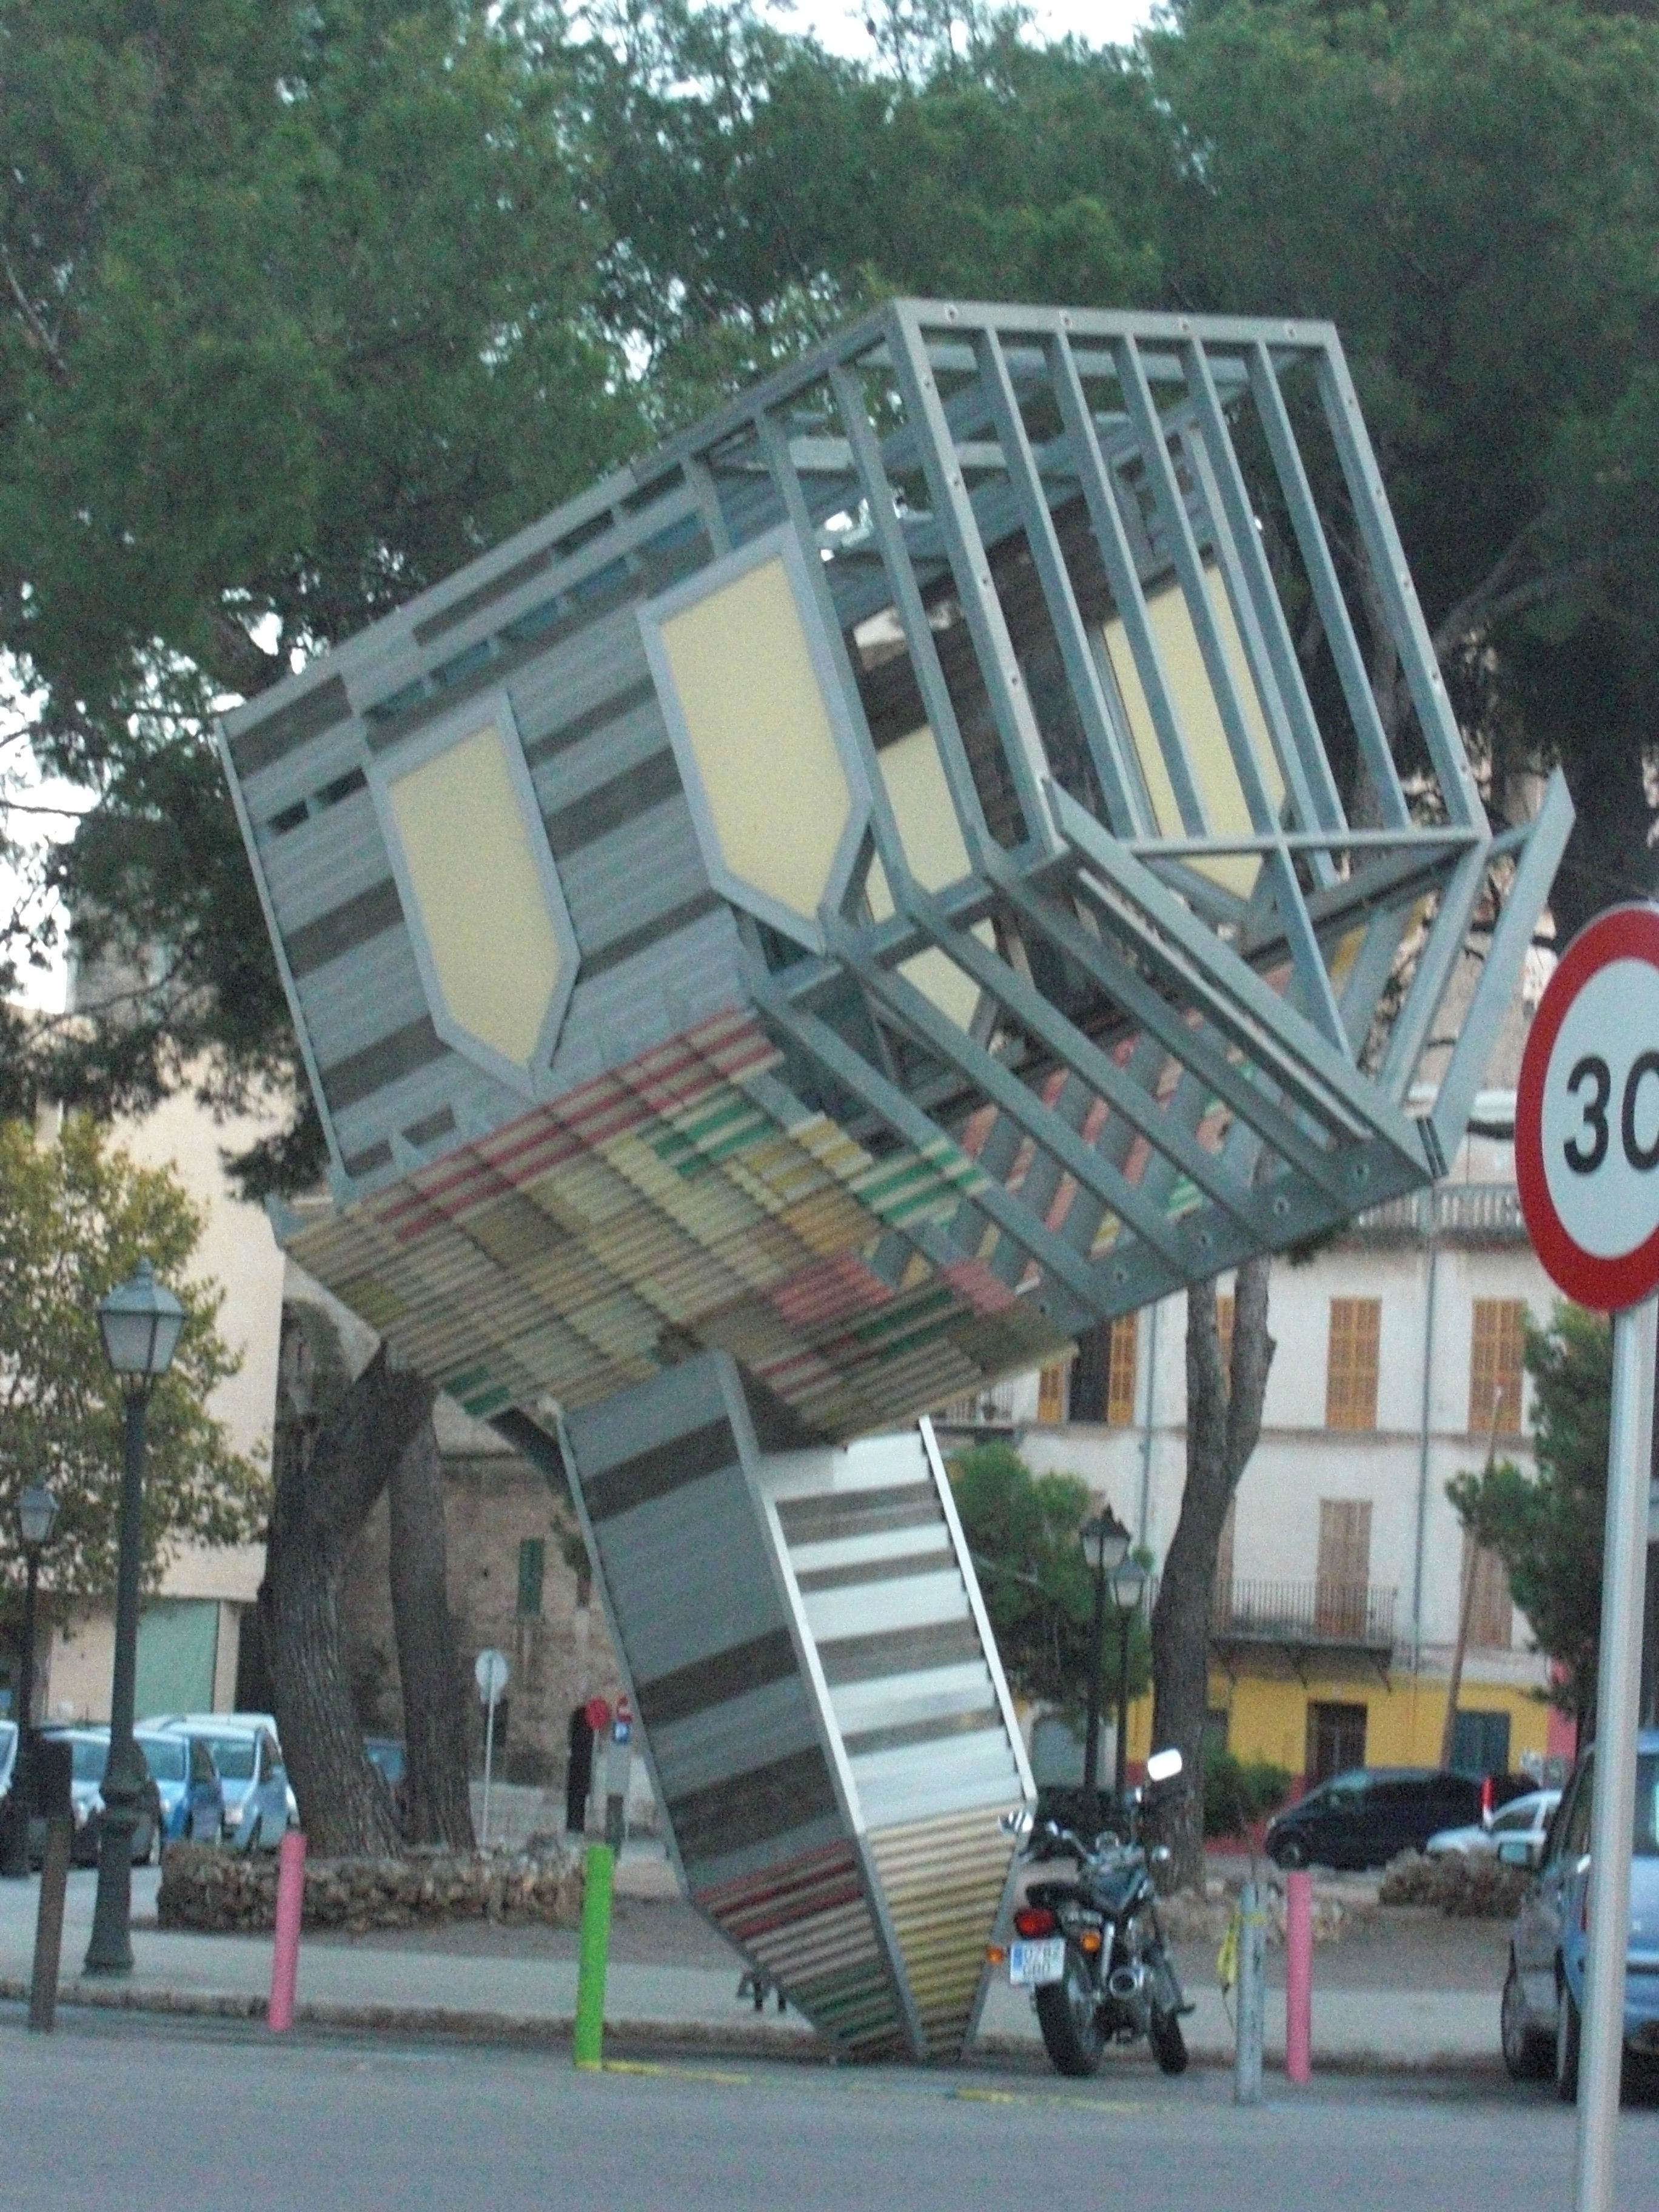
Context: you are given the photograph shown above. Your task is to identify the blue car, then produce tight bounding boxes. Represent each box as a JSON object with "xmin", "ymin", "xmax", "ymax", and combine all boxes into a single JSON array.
[
  {"xmin": 1503, "ymin": 1728, "xmax": 1659, "ymax": 2094},
  {"xmin": 136, "ymin": 1730, "xmax": 224, "ymax": 1847}
]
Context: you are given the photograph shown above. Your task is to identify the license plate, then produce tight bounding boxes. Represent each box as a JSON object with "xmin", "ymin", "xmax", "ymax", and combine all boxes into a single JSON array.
[{"xmin": 1008, "ymin": 1937, "xmax": 1067, "ymax": 1987}]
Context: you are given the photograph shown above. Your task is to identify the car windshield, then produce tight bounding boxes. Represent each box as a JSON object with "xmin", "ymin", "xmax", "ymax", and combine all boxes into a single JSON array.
[
  {"xmin": 198, "ymin": 1736, "xmax": 255, "ymax": 1781},
  {"xmin": 137, "ymin": 1737, "xmax": 187, "ymax": 1783},
  {"xmin": 59, "ymin": 1737, "xmax": 108, "ymax": 1783},
  {"xmin": 1635, "ymin": 1758, "xmax": 1659, "ymax": 1856},
  {"xmin": 1492, "ymin": 1801, "xmax": 1535, "ymax": 1834}
]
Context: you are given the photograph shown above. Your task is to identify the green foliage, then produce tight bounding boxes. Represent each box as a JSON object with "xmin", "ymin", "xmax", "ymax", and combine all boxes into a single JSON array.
[
  {"xmin": 1202, "ymin": 1748, "xmax": 1291, "ymax": 1839},
  {"xmin": 0, "ymin": 1116, "xmax": 267, "ymax": 1607},
  {"xmin": 1447, "ymin": 1304, "xmax": 1609, "ymax": 1715},
  {"xmin": 948, "ymin": 1441, "xmax": 1150, "ymax": 1713}
]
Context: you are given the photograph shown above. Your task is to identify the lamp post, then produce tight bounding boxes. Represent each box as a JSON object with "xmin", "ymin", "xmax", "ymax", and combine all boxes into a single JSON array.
[
  {"xmin": 84, "ymin": 1259, "xmax": 183, "ymax": 1975},
  {"xmin": 1079, "ymin": 1508, "xmax": 1130, "ymax": 1803},
  {"xmin": 1109, "ymin": 1553, "xmax": 1148, "ymax": 1801},
  {"xmin": 1, "ymin": 1485, "xmax": 60, "ymax": 1879}
]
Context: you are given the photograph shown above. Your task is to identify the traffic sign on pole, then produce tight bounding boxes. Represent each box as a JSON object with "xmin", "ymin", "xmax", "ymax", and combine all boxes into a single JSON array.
[{"xmin": 1516, "ymin": 902, "xmax": 1659, "ymax": 2212}]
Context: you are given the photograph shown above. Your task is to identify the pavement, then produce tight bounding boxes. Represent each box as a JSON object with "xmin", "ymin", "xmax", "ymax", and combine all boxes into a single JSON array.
[
  {"xmin": 8, "ymin": 2011, "xmax": 1659, "ymax": 2212},
  {"xmin": 0, "ymin": 1848, "xmax": 1511, "ymax": 2076}
]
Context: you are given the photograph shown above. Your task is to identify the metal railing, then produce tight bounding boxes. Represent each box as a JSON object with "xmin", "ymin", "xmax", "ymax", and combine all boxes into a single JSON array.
[
  {"xmin": 1210, "ymin": 1578, "xmax": 1397, "ymax": 1649},
  {"xmin": 1350, "ymin": 1182, "xmax": 1526, "ymax": 1244},
  {"xmin": 930, "ymin": 1381, "xmax": 1021, "ymax": 1429}
]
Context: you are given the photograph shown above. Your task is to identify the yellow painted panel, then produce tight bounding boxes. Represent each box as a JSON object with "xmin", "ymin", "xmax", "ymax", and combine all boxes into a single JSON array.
[
  {"xmin": 1103, "ymin": 569, "xmax": 1285, "ymax": 898},
  {"xmin": 878, "ymin": 724, "xmax": 970, "ymax": 892},
  {"xmin": 660, "ymin": 554, "xmax": 853, "ymax": 925},
  {"xmin": 387, "ymin": 719, "xmax": 563, "ymax": 1070}
]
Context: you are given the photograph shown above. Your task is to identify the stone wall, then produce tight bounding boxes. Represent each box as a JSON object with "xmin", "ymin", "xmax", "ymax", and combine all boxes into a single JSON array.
[{"xmin": 340, "ymin": 1399, "xmax": 628, "ymax": 1796}]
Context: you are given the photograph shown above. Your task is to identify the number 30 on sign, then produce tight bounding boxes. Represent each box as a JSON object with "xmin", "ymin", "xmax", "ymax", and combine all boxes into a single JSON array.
[{"xmin": 1517, "ymin": 903, "xmax": 1659, "ymax": 1313}]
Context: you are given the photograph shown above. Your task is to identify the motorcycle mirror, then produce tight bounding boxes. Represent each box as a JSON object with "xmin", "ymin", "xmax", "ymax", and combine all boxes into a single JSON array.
[
  {"xmin": 1150, "ymin": 1843, "xmax": 1173, "ymax": 1868},
  {"xmin": 999, "ymin": 1805, "xmax": 1035, "ymax": 1837},
  {"xmin": 1145, "ymin": 1748, "xmax": 1184, "ymax": 1785}
]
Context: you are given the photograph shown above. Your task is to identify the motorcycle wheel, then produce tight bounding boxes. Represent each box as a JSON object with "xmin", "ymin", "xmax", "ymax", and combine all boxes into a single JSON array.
[
  {"xmin": 1034, "ymin": 1943, "xmax": 1105, "ymax": 2078},
  {"xmin": 1150, "ymin": 2008, "xmax": 1188, "ymax": 2076}
]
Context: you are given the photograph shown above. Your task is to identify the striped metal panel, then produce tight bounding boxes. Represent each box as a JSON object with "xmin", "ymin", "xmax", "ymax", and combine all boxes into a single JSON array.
[{"xmin": 557, "ymin": 1353, "xmax": 1030, "ymax": 2060}]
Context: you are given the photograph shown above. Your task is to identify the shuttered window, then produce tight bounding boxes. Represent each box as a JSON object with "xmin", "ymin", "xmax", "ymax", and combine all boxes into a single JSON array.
[
  {"xmin": 1469, "ymin": 1299, "xmax": 1526, "ymax": 1439},
  {"xmin": 1036, "ymin": 1362, "xmax": 1068, "ymax": 1424},
  {"xmin": 1316, "ymin": 1498, "xmax": 1372, "ymax": 1637},
  {"xmin": 1325, "ymin": 1298, "xmax": 1381, "ymax": 1430},
  {"xmin": 1463, "ymin": 1534, "xmax": 1513, "ymax": 1649},
  {"xmin": 517, "ymin": 1537, "xmax": 546, "ymax": 1619},
  {"xmin": 1106, "ymin": 1313, "xmax": 1138, "ymax": 1427}
]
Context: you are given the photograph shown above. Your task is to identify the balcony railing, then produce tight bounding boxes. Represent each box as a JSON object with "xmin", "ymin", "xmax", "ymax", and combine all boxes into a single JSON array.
[
  {"xmin": 1349, "ymin": 1182, "xmax": 1526, "ymax": 1245},
  {"xmin": 930, "ymin": 1381, "xmax": 1021, "ymax": 1430},
  {"xmin": 1211, "ymin": 1578, "xmax": 1396, "ymax": 1651}
]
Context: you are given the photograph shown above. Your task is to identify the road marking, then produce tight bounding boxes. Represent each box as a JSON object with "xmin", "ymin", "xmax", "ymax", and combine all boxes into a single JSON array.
[
  {"xmin": 597, "ymin": 2059, "xmax": 751, "ymax": 2085},
  {"xmin": 951, "ymin": 2086, "xmax": 1147, "ymax": 2115}
]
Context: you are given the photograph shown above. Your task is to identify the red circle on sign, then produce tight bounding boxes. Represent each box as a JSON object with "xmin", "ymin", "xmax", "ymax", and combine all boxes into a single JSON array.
[
  {"xmin": 1516, "ymin": 902, "xmax": 1659, "ymax": 1311},
  {"xmin": 584, "ymin": 1695, "xmax": 611, "ymax": 1732}
]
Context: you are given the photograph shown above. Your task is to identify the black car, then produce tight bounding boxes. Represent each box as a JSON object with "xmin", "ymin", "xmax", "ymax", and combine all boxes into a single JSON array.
[{"xmin": 1264, "ymin": 1767, "xmax": 1483, "ymax": 1870}]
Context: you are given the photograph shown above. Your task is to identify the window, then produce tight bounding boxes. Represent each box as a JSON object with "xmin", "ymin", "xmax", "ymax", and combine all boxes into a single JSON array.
[
  {"xmin": 1307, "ymin": 1700, "xmax": 1367, "ymax": 1785},
  {"xmin": 1461, "ymin": 1534, "xmax": 1512, "ymax": 1650},
  {"xmin": 1315, "ymin": 1499, "xmax": 1372, "ymax": 1637},
  {"xmin": 517, "ymin": 1537, "xmax": 546, "ymax": 1620},
  {"xmin": 1071, "ymin": 1314, "xmax": 1139, "ymax": 1424},
  {"xmin": 1449, "ymin": 1708, "xmax": 1510, "ymax": 1777},
  {"xmin": 1325, "ymin": 1298, "xmax": 1381, "ymax": 1430},
  {"xmin": 1469, "ymin": 1299, "xmax": 1526, "ymax": 1438},
  {"xmin": 1036, "ymin": 1361, "xmax": 1068, "ymax": 1424}
]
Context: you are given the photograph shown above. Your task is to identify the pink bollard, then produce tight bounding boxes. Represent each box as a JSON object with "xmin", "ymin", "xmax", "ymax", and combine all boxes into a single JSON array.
[
  {"xmin": 267, "ymin": 1830, "xmax": 307, "ymax": 2033},
  {"xmin": 1284, "ymin": 1867, "xmax": 1313, "ymax": 2083}
]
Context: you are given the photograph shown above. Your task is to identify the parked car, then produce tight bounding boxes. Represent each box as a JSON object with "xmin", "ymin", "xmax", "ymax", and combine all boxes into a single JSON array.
[
  {"xmin": 1501, "ymin": 1732, "xmax": 1659, "ymax": 2093},
  {"xmin": 144, "ymin": 1711, "xmax": 298, "ymax": 1829},
  {"xmin": 148, "ymin": 1720, "xmax": 289, "ymax": 1851},
  {"xmin": 1264, "ymin": 1768, "xmax": 1484, "ymax": 1870},
  {"xmin": 0, "ymin": 1719, "xmax": 16, "ymax": 1810},
  {"xmin": 136, "ymin": 1730, "xmax": 226, "ymax": 1847},
  {"xmin": 35, "ymin": 1728, "xmax": 163, "ymax": 1867},
  {"xmin": 1427, "ymin": 1788, "xmax": 1561, "ymax": 1866}
]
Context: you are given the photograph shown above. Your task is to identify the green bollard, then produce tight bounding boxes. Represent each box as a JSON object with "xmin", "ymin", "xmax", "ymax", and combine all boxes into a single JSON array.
[{"xmin": 573, "ymin": 1841, "xmax": 614, "ymax": 2069}]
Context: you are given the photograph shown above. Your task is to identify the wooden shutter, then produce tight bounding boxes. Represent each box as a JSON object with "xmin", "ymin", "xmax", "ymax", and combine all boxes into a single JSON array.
[
  {"xmin": 1316, "ymin": 1498, "xmax": 1372, "ymax": 1636},
  {"xmin": 1463, "ymin": 1534, "xmax": 1513, "ymax": 1649},
  {"xmin": 1037, "ymin": 1361, "xmax": 1068, "ymax": 1424},
  {"xmin": 1325, "ymin": 1298, "xmax": 1381, "ymax": 1430},
  {"xmin": 1106, "ymin": 1313, "xmax": 1139, "ymax": 1426},
  {"xmin": 1469, "ymin": 1299, "xmax": 1526, "ymax": 1438}
]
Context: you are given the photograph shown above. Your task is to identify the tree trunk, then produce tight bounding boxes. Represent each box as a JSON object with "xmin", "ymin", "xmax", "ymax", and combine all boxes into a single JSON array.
[
  {"xmin": 262, "ymin": 1304, "xmax": 434, "ymax": 1857},
  {"xmin": 1150, "ymin": 1257, "xmax": 1276, "ymax": 1889},
  {"xmin": 389, "ymin": 1416, "xmax": 476, "ymax": 1849}
]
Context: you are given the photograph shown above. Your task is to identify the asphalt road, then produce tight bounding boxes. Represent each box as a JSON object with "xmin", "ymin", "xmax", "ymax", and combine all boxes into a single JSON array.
[{"xmin": 5, "ymin": 2009, "xmax": 1659, "ymax": 2212}]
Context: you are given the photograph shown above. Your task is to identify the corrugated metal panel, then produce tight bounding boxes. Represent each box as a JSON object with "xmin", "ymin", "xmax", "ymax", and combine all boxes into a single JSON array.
[{"xmin": 866, "ymin": 1806, "xmax": 1016, "ymax": 2057}]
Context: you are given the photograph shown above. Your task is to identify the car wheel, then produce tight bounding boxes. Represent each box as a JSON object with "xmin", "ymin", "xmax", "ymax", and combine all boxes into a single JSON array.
[
  {"xmin": 1556, "ymin": 1977, "xmax": 1582, "ymax": 2102},
  {"xmin": 1273, "ymin": 1835, "xmax": 1309, "ymax": 1872},
  {"xmin": 1501, "ymin": 1958, "xmax": 1551, "ymax": 2082}
]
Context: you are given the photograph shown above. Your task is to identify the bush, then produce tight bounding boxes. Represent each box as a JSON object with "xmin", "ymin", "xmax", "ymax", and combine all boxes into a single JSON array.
[
  {"xmin": 1204, "ymin": 1749, "xmax": 1292, "ymax": 1839},
  {"xmin": 1378, "ymin": 1849, "xmax": 1530, "ymax": 1918}
]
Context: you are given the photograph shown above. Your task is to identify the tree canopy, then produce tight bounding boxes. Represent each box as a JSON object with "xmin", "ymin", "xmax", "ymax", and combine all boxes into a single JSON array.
[
  {"xmin": 4, "ymin": 0, "xmax": 1659, "ymax": 1175},
  {"xmin": 0, "ymin": 1113, "xmax": 266, "ymax": 1607},
  {"xmin": 1447, "ymin": 1304, "xmax": 1609, "ymax": 1720},
  {"xmin": 949, "ymin": 1440, "xmax": 1150, "ymax": 1714}
]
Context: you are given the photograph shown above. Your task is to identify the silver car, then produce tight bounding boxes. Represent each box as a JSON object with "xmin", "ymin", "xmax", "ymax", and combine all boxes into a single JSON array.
[
  {"xmin": 1427, "ymin": 1788, "xmax": 1561, "ymax": 1867},
  {"xmin": 150, "ymin": 1720, "xmax": 289, "ymax": 1851}
]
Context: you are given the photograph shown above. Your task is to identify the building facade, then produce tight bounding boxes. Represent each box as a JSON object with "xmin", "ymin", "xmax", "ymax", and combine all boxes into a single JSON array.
[{"xmin": 943, "ymin": 1110, "xmax": 1577, "ymax": 1793}]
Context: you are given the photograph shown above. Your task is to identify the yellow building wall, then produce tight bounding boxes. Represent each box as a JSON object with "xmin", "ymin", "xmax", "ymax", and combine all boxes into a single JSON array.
[{"xmin": 1121, "ymin": 1672, "xmax": 1550, "ymax": 1783}]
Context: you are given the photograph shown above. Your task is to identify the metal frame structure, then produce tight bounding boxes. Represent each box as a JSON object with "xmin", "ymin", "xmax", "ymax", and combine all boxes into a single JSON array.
[{"xmin": 217, "ymin": 297, "xmax": 1571, "ymax": 2058}]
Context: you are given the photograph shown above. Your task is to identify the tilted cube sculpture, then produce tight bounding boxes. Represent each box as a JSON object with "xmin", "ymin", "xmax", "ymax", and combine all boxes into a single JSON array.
[{"xmin": 221, "ymin": 301, "xmax": 1569, "ymax": 2057}]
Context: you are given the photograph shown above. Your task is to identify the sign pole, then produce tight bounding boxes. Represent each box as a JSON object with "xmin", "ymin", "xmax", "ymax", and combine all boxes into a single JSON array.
[{"xmin": 1575, "ymin": 1292, "xmax": 1657, "ymax": 2212}]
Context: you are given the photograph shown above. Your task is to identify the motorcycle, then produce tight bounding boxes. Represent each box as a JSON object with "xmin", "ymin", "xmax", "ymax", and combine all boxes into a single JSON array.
[{"xmin": 996, "ymin": 1746, "xmax": 1193, "ymax": 2079}]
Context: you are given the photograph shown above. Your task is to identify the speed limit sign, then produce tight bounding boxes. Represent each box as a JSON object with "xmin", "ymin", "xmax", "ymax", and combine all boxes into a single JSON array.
[
  {"xmin": 1517, "ymin": 902, "xmax": 1659, "ymax": 1312},
  {"xmin": 1517, "ymin": 900, "xmax": 1659, "ymax": 2212}
]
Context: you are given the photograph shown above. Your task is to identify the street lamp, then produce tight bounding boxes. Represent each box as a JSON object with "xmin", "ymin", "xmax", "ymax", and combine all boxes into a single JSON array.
[
  {"xmin": 1079, "ymin": 1507, "xmax": 1131, "ymax": 1803},
  {"xmin": 84, "ymin": 1259, "xmax": 183, "ymax": 1975},
  {"xmin": 0, "ymin": 1484, "xmax": 60, "ymax": 1879},
  {"xmin": 1108, "ymin": 1552, "xmax": 1148, "ymax": 1801}
]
